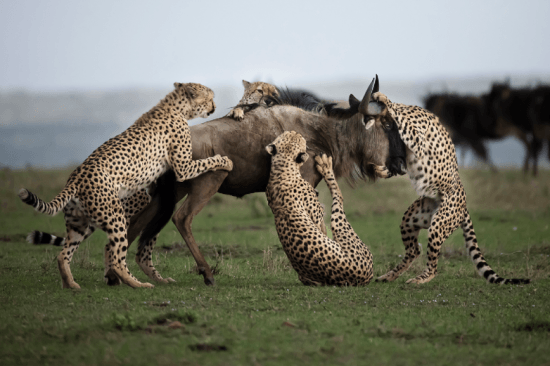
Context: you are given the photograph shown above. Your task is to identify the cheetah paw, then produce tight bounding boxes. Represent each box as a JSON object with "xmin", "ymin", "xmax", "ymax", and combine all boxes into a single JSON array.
[
  {"xmin": 139, "ymin": 282, "xmax": 155, "ymax": 288},
  {"xmin": 405, "ymin": 274, "xmax": 435, "ymax": 284},
  {"xmin": 159, "ymin": 277, "xmax": 176, "ymax": 284},
  {"xmin": 227, "ymin": 107, "xmax": 244, "ymax": 121},
  {"xmin": 372, "ymin": 92, "xmax": 388, "ymax": 104},
  {"xmin": 372, "ymin": 164, "xmax": 393, "ymax": 179},
  {"xmin": 315, "ymin": 154, "xmax": 333, "ymax": 176},
  {"xmin": 375, "ymin": 271, "xmax": 399, "ymax": 283},
  {"xmin": 212, "ymin": 155, "xmax": 233, "ymax": 172}
]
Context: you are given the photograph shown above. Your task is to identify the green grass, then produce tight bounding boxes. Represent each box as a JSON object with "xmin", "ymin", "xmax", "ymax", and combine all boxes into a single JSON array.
[{"xmin": 1, "ymin": 167, "xmax": 549, "ymax": 365}]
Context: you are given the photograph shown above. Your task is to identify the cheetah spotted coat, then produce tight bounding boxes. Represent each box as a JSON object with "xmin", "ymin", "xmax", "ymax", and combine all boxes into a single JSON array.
[
  {"xmin": 18, "ymin": 82, "xmax": 233, "ymax": 289},
  {"xmin": 371, "ymin": 91, "xmax": 529, "ymax": 285},
  {"xmin": 266, "ymin": 131, "xmax": 373, "ymax": 286}
]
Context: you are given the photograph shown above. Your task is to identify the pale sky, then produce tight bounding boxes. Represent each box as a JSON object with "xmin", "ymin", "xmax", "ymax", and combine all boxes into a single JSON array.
[{"xmin": 1, "ymin": 0, "xmax": 549, "ymax": 92}]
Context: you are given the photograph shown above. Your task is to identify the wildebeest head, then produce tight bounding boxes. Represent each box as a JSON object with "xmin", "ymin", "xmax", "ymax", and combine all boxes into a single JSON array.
[{"xmin": 348, "ymin": 75, "xmax": 407, "ymax": 177}]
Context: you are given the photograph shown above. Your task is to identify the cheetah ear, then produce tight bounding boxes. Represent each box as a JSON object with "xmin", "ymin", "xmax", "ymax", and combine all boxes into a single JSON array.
[
  {"xmin": 296, "ymin": 152, "xmax": 309, "ymax": 164},
  {"xmin": 242, "ymin": 80, "xmax": 251, "ymax": 89},
  {"xmin": 183, "ymin": 84, "xmax": 198, "ymax": 99},
  {"xmin": 266, "ymin": 144, "xmax": 277, "ymax": 156},
  {"xmin": 174, "ymin": 82, "xmax": 183, "ymax": 89}
]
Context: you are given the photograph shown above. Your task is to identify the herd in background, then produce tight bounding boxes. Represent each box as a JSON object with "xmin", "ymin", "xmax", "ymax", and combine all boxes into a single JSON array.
[{"xmin": 423, "ymin": 80, "xmax": 550, "ymax": 175}]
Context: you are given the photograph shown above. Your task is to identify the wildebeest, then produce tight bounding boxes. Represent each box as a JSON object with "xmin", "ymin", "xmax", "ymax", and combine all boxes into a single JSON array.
[
  {"xmin": 529, "ymin": 85, "xmax": 550, "ymax": 173},
  {"xmin": 484, "ymin": 81, "xmax": 549, "ymax": 175},
  {"xmin": 127, "ymin": 82, "xmax": 407, "ymax": 285}
]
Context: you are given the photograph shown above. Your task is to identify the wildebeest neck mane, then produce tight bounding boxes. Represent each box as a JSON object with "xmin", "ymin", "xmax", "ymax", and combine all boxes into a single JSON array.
[
  {"xmin": 265, "ymin": 87, "xmax": 337, "ymax": 115},
  {"xmin": 307, "ymin": 113, "xmax": 381, "ymax": 182}
]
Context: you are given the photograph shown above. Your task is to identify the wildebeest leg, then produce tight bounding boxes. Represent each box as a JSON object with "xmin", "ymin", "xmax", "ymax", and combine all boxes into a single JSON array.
[
  {"xmin": 376, "ymin": 197, "xmax": 438, "ymax": 283},
  {"xmin": 514, "ymin": 130, "xmax": 533, "ymax": 174},
  {"xmin": 531, "ymin": 137, "xmax": 544, "ymax": 177},
  {"xmin": 468, "ymin": 139, "xmax": 497, "ymax": 172},
  {"xmin": 172, "ymin": 171, "xmax": 229, "ymax": 286}
]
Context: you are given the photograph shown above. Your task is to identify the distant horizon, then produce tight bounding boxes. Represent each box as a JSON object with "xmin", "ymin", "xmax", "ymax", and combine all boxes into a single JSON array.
[{"xmin": 1, "ymin": 72, "xmax": 550, "ymax": 94}]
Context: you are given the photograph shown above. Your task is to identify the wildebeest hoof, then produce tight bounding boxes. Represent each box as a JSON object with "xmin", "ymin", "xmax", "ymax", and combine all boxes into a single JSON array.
[{"xmin": 204, "ymin": 277, "xmax": 216, "ymax": 286}]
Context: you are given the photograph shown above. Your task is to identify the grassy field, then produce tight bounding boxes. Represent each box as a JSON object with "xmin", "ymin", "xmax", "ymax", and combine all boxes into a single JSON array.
[{"xmin": 0, "ymin": 167, "xmax": 549, "ymax": 365}]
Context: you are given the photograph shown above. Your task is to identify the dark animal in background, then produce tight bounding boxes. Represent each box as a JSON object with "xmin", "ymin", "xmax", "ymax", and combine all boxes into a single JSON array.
[
  {"xmin": 529, "ymin": 85, "xmax": 550, "ymax": 173},
  {"xmin": 483, "ymin": 81, "xmax": 537, "ymax": 174},
  {"xmin": 424, "ymin": 93, "xmax": 498, "ymax": 169}
]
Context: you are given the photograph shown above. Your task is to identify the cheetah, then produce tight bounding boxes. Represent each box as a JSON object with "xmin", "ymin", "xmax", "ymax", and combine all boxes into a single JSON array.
[
  {"xmin": 266, "ymin": 131, "xmax": 373, "ymax": 286},
  {"xmin": 18, "ymin": 82, "xmax": 233, "ymax": 289},
  {"xmin": 226, "ymin": 80, "xmax": 279, "ymax": 121},
  {"xmin": 361, "ymin": 75, "xmax": 529, "ymax": 285}
]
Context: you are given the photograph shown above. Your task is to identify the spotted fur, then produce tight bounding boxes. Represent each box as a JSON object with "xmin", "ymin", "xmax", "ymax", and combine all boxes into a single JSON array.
[
  {"xmin": 18, "ymin": 82, "xmax": 233, "ymax": 289},
  {"xmin": 226, "ymin": 80, "xmax": 279, "ymax": 121},
  {"xmin": 369, "ymin": 88, "xmax": 529, "ymax": 285},
  {"xmin": 266, "ymin": 131, "xmax": 373, "ymax": 286}
]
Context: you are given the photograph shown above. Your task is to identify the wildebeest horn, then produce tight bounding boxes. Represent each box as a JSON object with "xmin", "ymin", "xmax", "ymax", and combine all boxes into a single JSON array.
[
  {"xmin": 359, "ymin": 76, "xmax": 383, "ymax": 116},
  {"xmin": 373, "ymin": 74, "xmax": 379, "ymax": 93}
]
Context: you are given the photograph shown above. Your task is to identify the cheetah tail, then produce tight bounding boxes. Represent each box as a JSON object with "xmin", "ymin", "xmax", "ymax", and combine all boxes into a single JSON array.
[
  {"xmin": 26, "ymin": 230, "xmax": 65, "ymax": 246},
  {"xmin": 462, "ymin": 212, "xmax": 530, "ymax": 285},
  {"xmin": 18, "ymin": 183, "xmax": 76, "ymax": 216}
]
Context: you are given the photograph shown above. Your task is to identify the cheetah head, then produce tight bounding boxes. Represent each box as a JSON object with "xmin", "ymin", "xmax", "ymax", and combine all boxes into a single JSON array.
[
  {"xmin": 239, "ymin": 80, "xmax": 279, "ymax": 107},
  {"xmin": 266, "ymin": 131, "xmax": 309, "ymax": 168},
  {"xmin": 174, "ymin": 82, "xmax": 216, "ymax": 119}
]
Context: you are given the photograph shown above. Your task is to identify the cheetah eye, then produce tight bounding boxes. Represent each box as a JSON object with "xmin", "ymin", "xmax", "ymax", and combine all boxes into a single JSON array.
[{"xmin": 257, "ymin": 89, "xmax": 264, "ymax": 94}]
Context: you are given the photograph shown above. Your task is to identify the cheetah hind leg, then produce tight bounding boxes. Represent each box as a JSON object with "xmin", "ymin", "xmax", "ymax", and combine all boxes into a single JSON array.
[
  {"xmin": 376, "ymin": 197, "xmax": 437, "ymax": 283},
  {"xmin": 135, "ymin": 234, "xmax": 175, "ymax": 284},
  {"xmin": 57, "ymin": 226, "xmax": 87, "ymax": 289},
  {"xmin": 104, "ymin": 244, "xmax": 121, "ymax": 286}
]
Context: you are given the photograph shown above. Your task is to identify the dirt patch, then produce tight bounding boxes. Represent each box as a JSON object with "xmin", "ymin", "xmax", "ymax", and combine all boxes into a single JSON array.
[
  {"xmin": 516, "ymin": 321, "xmax": 550, "ymax": 332},
  {"xmin": 189, "ymin": 344, "xmax": 227, "ymax": 352}
]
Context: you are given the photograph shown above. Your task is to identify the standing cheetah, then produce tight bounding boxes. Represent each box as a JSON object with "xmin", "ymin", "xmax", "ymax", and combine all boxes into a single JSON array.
[
  {"xmin": 361, "ymin": 76, "xmax": 529, "ymax": 285},
  {"xmin": 18, "ymin": 82, "xmax": 233, "ymax": 289},
  {"xmin": 266, "ymin": 131, "xmax": 373, "ymax": 286}
]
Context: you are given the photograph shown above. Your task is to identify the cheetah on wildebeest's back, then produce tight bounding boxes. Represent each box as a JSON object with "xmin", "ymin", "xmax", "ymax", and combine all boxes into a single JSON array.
[
  {"xmin": 266, "ymin": 131, "xmax": 373, "ymax": 286},
  {"xmin": 360, "ymin": 75, "xmax": 529, "ymax": 285},
  {"xmin": 226, "ymin": 80, "xmax": 279, "ymax": 121},
  {"xmin": 18, "ymin": 82, "xmax": 233, "ymax": 289}
]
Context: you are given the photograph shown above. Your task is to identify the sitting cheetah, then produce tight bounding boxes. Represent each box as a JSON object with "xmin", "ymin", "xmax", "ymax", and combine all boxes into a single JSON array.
[
  {"xmin": 266, "ymin": 131, "xmax": 373, "ymax": 286},
  {"xmin": 361, "ymin": 75, "xmax": 529, "ymax": 285},
  {"xmin": 18, "ymin": 82, "xmax": 233, "ymax": 289},
  {"xmin": 227, "ymin": 80, "xmax": 279, "ymax": 121}
]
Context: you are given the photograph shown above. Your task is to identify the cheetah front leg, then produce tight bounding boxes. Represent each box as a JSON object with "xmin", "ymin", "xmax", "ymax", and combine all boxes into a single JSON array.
[
  {"xmin": 376, "ymin": 197, "xmax": 438, "ymax": 283},
  {"xmin": 172, "ymin": 155, "xmax": 233, "ymax": 182},
  {"xmin": 315, "ymin": 154, "xmax": 357, "ymax": 243},
  {"xmin": 122, "ymin": 189, "xmax": 174, "ymax": 284},
  {"xmin": 227, "ymin": 106, "xmax": 245, "ymax": 121},
  {"xmin": 135, "ymin": 234, "xmax": 175, "ymax": 284},
  {"xmin": 83, "ymin": 193, "xmax": 153, "ymax": 289}
]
